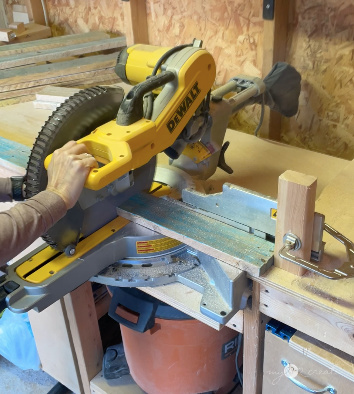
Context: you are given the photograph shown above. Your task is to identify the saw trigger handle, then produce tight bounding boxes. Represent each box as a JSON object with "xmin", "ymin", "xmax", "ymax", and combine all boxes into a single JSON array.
[{"xmin": 117, "ymin": 71, "xmax": 175, "ymax": 126}]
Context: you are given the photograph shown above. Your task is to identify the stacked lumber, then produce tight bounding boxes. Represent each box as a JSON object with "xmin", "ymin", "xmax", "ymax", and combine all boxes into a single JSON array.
[{"xmin": 0, "ymin": 31, "xmax": 126, "ymax": 102}]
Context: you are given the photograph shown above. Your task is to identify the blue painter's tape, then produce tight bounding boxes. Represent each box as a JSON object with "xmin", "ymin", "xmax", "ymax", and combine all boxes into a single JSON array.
[{"xmin": 0, "ymin": 136, "xmax": 31, "ymax": 168}]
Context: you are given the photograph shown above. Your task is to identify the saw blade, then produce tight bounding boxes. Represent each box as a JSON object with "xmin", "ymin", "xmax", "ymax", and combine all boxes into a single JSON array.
[{"xmin": 25, "ymin": 86, "xmax": 156, "ymax": 251}]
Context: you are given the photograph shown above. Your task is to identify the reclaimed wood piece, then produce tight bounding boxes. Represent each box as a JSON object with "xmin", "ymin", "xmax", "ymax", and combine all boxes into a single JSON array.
[
  {"xmin": 117, "ymin": 194, "xmax": 273, "ymax": 277},
  {"xmin": 260, "ymin": 0, "xmax": 290, "ymax": 140},
  {"xmin": 0, "ymin": 136, "xmax": 30, "ymax": 168},
  {"xmin": 274, "ymin": 170, "xmax": 317, "ymax": 275},
  {"xmin": 63, "ymin": 282, "xmax": 103, "ymax": 394},
  {"xmin": 11, "ymin": 23, "xmax": 51, "ymax": 43},
  {"xmin": 0, "ymin": 53, "xmax": 118, "ymax": 92},
  {"xmin": 123, "ymin": 0, "xmax": 149, "ymax": 46},
  {"xmin": 0, "ymin": 69, "xmax": 119, "ymax": 101},
  {"xmin": 0, "ymin": 28, "xmax": 15, "ymax": 42},
  {"xmin": 0, "ymin": 31, "xmax": 110, "ymax": 56},
  {"xmin": 0, "ymin": 36, "xmax": 126, "ymax": 70},
  {"xmin": 243, "ymin": 282, "xmax": 269, "ymax": 394}
]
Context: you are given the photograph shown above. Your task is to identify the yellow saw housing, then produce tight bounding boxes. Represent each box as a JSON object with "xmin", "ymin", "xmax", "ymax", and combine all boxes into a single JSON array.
[{"xmin": 45, "ymin": 44, "xmax": 216, "ymax": 190}]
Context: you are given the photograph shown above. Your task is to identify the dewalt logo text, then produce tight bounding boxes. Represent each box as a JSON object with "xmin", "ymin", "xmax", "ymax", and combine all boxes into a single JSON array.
[{"xmin": 166, "ymin": 82, "xmax": 201, "ymax": 133}]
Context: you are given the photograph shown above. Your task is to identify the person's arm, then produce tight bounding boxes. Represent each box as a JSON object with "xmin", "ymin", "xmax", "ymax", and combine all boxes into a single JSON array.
[
  {"xmin": 0, "ymin": 177, "xmax": 14, "ymax": 203},
  {"xmin": 0, "ymin": 141, "xmax": 97, "ymax": 267}
]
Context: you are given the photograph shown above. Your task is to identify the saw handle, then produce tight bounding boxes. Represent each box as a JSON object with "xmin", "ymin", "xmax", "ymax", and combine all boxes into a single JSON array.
[{"xmin": 44, "ymin": 138, "xmax": 133, "ymax": 191}]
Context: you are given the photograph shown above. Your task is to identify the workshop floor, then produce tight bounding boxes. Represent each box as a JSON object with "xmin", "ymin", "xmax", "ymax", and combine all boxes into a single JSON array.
[{"xmin": 0, "ymin": 355, "xmax": 57, "ymax": 394}]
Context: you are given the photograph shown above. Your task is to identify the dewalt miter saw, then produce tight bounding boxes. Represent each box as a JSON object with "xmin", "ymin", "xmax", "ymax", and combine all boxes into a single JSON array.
[{"xmin": 2, "ymin": 39, "xmax": 352, "ymax": 321}]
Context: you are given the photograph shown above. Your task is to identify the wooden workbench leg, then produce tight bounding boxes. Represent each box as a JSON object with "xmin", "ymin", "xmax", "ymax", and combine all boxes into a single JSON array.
[
  {"xmin": 30, "ymin": 282, "xmax": 103, "ymax": 394},
  {"xmin": 122, "ymin": 0, "xmax": 149, "ymax": 46},
  {"xmin": 274, "ymin": 170, "xmax": 317, "ymax": 276},
  {"xmin": 64, "ymin": 282, "xmax": 103, "ymax": 394},
  {"xmin": 243, "ymin": 281, "xmax": 268, "ymax": 394}
]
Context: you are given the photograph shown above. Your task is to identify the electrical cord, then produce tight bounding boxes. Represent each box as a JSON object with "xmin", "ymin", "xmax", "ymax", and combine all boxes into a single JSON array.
[
  {"xmin": 254, "ymin": 93, "xmax": 265, "ymax": 137},
  {"xmin": 236, "ymin": 333, "xmax": 243, "ymax": 387},
  {"xmin": 145, "ymin": 43, "xmax": 193, "ymax": 120}
]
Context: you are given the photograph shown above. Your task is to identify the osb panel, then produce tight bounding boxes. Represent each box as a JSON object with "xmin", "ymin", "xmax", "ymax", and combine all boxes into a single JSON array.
[
  {"xmin": 146, "ymin": 0, "xmax": 264, "ymax": 133},
  {"xmin": 45, "ymin": 0, "xmax": 124, "ymax": 36},
  {"xmin": 146, "ymin": 0, "xmax": 263, "ymax": 85},
  {"xmin": 282, "ymin": 0, "xmax": 354, "ymax": 159}
]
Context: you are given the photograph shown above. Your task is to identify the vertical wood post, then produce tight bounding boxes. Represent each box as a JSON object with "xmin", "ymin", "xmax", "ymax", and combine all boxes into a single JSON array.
[
  {"xmin": 274, "ymin": 170, "xmax": 317, "ymax": 275},
  {"xmin": 122, "ymin": 0, "xmax": 149, "ymax": 46},
  {"xmin": 261, "ymin": 0, "xmax": 290, "ymax": 140},
  {"xmin": 64, "ymin": 282, "xmax": 103, "ymax": 394},
  {"xmin": 243, "ymin": 282, "xmax": 268, "ymax": 394}
]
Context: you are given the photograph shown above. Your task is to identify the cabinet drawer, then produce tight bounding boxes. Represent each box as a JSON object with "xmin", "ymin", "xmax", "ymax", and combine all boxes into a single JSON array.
[{"xmin": 262, "ymin": 328, "xmax": 354, "ymax": 393}]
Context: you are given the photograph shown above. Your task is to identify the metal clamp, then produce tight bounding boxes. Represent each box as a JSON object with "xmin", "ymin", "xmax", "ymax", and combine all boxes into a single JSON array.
[
  {"xmin": 281, "ymin": 360, "xmax": 336, "ymax": 394},
  {"xmin": 279, "ymin": 224, "xmax": 354, "ymax": 280}
]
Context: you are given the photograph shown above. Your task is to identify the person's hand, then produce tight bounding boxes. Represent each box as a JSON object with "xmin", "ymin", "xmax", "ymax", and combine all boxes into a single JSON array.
[{"xmin": 46, "ymin": 141, "xmax": 98, "ymax": 209}]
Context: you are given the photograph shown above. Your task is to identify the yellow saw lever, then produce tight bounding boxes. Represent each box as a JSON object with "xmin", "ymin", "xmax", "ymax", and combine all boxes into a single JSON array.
[{"xmin": 45, "ymin": 44, "xmax": 216, "ymax": 190}]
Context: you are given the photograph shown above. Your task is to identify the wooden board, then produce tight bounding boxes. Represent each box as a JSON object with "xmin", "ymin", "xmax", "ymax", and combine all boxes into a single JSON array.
[
  {"xmin": 9, "ymin": 23, "xmax": 51, "ymax": 43},
  {"xmin": 274, "ymin": 171, "xmax": 317, "ymax": 275},
  {"xmin": 123, "ymin": 0, "xmax": 149, "ymax": 46},
  {"xmin": 290, "ymin": 331, "xmax": 354, "ymax": 382},
  {"xmin": 243, "ymin": 282, "xmax": 268, "ymax": 394},
  {"xmin": 0, "ymin": 36, "xmax": 126, "ymax": 69},
  {"xmin": 117, "ymin": 193, "xmax": 274, "ymax": 277},
  {"xmin": 0, "ymin": 53, "xmax": 117, "ymax": 90},
  {"xmin": 0, "ymin": 101, "xmax": 51, "ymax": 147},
  {"xmin": 0, "ymin": 31, "xmax": 110, "ymax": 57},
  {"xmin": 260, "ymin": 0, "xmax": 289, "ymax": 140}
]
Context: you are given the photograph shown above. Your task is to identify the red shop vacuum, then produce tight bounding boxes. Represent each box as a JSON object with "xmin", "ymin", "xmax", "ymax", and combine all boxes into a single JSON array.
[{"xmin": 105, "ymin": 287, "xmax": 242, "ymax": 394}]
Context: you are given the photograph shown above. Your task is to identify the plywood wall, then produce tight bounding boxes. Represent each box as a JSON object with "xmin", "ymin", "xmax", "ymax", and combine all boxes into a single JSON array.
[
  {"xmin": 282, "ymin": 0, "xmax": 354, "ymax": 159},
  {"xmin": 45, "ymin": 0, "xmax": 124, "ymax": 36}
]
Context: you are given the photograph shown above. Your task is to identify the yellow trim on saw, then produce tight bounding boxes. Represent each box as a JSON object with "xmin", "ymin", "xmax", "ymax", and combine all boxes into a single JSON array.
[
  {"xmin": 16, "ymin": 217, "xmax": 130, "ymax": 284},
  {"xmin": 125, "ymin": 44, "xmax": 172, "ymax": 84}
]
